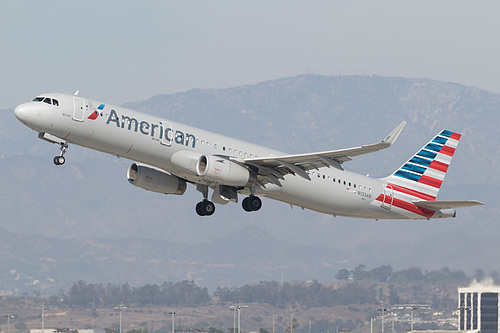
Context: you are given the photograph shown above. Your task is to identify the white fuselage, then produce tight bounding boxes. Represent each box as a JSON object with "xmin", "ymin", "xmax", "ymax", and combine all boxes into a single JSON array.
[{"xmin": 14, "ymin": 93, "xmax": 453, "ymax": 219}]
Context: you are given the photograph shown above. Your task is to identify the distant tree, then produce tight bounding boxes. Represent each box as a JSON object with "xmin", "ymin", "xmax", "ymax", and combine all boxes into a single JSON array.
[
  {"xmin": 208, "ymin": 327, "xmax": 223, "ymax": 333},
  {"xmin": 335, "ymin": 269, "xmax": 351, "ymax": 280},
  {"xmin": 352, "ymin": 264, "xmax": 367, "ymax": 280},
  {"xmin": 285, "ymin": 318, "xmax": 299, "ymax": 333},
  {"xmin": 259, "ymin": 328, "xmax": 270, "ymax": 333},
  {"xmin": 392, "ymin": 267, "xmax": 424, "ymax": 282},
  {"xmin": 369, "ymin": 265, "xmax": 393, "ymax": 282}
]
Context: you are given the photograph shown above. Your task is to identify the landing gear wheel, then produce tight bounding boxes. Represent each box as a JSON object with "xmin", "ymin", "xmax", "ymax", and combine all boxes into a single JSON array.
[
  {"xmin": 53, "ymin": 142, "xmax": 68, "ymax": 165},
  {"xmin": 196, "ymin": 202, "xmax": 205, "ymax": 216},
  {"xmin": 53, "ymin": 156, "xmax": 65, "ymax": 165},
  {"xmin": 196, "ymin": 200, "xmax": 216, "ymax": 216},
  {"xmin": 242, "ymin": 197, "xmax": 253, "ymax": 212},
  {"xmin": 203, "ymin": 200, "xmax": 215, "ymax": 216},
  {"xmin": 242, "ymin": 195, "xmax": 262, "ymax": 212}
]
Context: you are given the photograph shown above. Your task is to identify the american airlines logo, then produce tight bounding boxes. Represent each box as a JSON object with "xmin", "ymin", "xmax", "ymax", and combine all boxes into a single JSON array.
[
  {"xmin": 88, "ymin": 104, "xmax": 105, "ymax": 120},
  {"xmin": 105, "ymin": 109, "xmax": 196, "ymax": 148}
]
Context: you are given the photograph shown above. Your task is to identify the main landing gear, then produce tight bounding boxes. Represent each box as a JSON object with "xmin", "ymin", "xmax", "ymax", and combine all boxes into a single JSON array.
[
  {"xmin": 242, "ymin": 195, "xmax": 262, "ymax": 212},
  {"xmin": 195, "ymin": 184, "xmax": 215, "ymax": 216},
  {"xmin": 196, "ymin": 200, "xmax": 216, "ymax": 216},
  {"xmin": 53, "ymin": 142, "xmax": 68, "ymax": 165},
  {"xmin": 195, "ymin": 185, "xmax": 263, "ymax": 216}
]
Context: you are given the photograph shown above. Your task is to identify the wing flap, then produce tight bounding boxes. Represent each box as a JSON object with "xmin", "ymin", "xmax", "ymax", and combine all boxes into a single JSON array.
[{"xmin": 413, "ymin": 200, "xmax": 485, "ymax": 210}]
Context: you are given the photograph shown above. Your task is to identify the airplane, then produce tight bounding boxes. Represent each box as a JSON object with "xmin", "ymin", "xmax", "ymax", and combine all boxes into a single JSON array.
[{"xmin": 14, "ymin": 92, "xmax": 484, "ymax": 218}]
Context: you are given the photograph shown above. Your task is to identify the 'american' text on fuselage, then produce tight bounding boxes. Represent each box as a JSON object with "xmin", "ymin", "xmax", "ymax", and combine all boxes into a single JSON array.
[{"xmin": 106, "ymin": 109, "xmax": 196, "ymax": 148}]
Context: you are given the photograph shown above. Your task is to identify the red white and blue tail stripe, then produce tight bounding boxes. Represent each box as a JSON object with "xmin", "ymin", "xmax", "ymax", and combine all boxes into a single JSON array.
[{"xmin": 387, "ymin": 130, "xmax": 461, "ymax": 200}]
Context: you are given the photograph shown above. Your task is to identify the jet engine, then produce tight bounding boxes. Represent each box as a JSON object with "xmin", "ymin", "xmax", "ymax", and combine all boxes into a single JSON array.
[
  {"xmin": 170, "ymin": 150, "xmax": 256, "ymax": 187},
  {"xmin": 196, "ymin": 154, "xmax": 256, "ymax": 187},
  {"xmin": 127, "ymin": 163, "xmax": 186, "ymax": 195}
]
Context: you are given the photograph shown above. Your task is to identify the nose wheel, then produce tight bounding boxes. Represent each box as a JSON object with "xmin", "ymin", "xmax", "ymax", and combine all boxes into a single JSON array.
[
  {"xmin": 242, "ymin": 195, "xmax": 262, "ymax": 212},
  {"xmin": 53, "ymin": 142, "xmax": 68, "ymax": 165},
  {"xmin": 53, "ymin": 156, "xmax": 66, "ymax": 165}
]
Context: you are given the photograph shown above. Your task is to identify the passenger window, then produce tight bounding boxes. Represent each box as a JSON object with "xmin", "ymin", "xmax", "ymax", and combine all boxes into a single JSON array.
[
  {"xmin": 43, "ymin": 97, "xmax": 51, "ymax": 104},
  {"xmin": 323, "ymin": 175, "xmax": 326, "ymax": 179},
  {"xmin": 343, "ymin": 181, "xmax": 346, "ymax": 185},
  {"xmin": 349, "ymin": 182, "xmax": 351, "ymax": 186},
  {"xmin": 317, "ymin": 173, "xmax": 320, "ymax": 178},
  {"xmin": 354, "ymin": 184, "xmax": 356, "ymax": 188},
  {"xmin": 223, "ymin": 147, "xmax": 226, "ymax": 151},
  {"xmin": 333, "ymin": 178, "xmax": 335, "ymax": 182},
  {"xmin": 214, "ymin": 144, "xmax": 218, "ymax": 149}
]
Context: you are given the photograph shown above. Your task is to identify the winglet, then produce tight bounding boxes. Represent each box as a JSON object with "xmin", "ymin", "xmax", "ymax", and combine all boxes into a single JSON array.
[{"xmin": 382, "ymin": 121, "xmax": 407, "ymax": 146}]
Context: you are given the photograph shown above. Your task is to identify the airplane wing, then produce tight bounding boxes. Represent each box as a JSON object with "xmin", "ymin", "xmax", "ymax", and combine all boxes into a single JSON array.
[
  {"xmin": 238, "ymin": 121, "xmax": 407, "ymax": 186},
  {"xmin": 413, "ymin": 200, "xmax": 485, "ymax": 210}
]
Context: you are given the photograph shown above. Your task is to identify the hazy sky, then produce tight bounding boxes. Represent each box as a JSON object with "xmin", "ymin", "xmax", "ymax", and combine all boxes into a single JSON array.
[{"xmin": 2, "ymin": 1, "xmax": 500, "ymax": 109}]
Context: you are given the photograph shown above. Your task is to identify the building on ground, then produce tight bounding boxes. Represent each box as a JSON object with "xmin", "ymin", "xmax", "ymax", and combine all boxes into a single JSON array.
[{"xmin": 458, "ymin": 280, "xmax": 500, "ymax": 333}]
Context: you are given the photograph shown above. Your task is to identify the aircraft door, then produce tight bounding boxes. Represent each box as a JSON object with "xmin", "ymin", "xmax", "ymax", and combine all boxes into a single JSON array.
[
  {"xmin": 72, "ymin": 97, "xmax": 85, "ymax": 122},
  {"xmin": 381, "ymin": 184, "xmax": 394, "ymax": 210},
  {"xmin": 161, "ymin": 122, "xmax": 173, "ymax": 146}
]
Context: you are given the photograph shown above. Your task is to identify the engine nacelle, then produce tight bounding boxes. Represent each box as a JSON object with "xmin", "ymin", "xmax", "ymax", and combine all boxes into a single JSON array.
[
  {"xmin": 171, "ymin": 150, "xmax": 202, "ymax": 175},
  {"xmin": 196, "ymin": 154, "xmax": 257, "ymax": 187},
  {"xmin": 127, "ymin": 163, "xmax": 186, "ymax": 195}
]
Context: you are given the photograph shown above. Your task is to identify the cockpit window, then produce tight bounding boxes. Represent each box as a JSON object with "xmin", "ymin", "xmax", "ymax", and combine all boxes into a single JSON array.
[{"xmin": 32, "ymin": 96, "xmax": 59, "ymax": 106}]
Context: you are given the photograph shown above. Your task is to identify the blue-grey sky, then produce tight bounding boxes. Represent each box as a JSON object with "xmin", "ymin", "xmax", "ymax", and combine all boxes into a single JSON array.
[{"xmin": 2, "ymin": 1, "xmax": 500, "ymax": 109}]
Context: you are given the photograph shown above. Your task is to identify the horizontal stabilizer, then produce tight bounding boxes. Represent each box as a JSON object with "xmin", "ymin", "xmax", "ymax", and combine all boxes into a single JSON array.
[{"xmin": 413, "ymin": 200, "xmax": 485, "ymax": 210}]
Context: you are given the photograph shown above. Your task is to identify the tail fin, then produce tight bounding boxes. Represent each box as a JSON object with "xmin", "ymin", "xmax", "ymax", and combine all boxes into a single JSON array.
[{"xmin": 385, "ymin": 130, "xmax": 461, "ymax": 200}]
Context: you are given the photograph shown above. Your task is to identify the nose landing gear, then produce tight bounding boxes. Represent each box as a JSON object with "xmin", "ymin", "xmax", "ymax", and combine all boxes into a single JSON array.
[{"xmin": 53, "ymin": 142, "xmax": 68, "ymax": 165}]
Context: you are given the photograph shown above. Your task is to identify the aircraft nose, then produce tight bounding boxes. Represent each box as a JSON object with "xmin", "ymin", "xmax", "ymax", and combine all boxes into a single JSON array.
[{"xmin": 14, "ymin": 103, "xmax": 32, "ymax": 124}]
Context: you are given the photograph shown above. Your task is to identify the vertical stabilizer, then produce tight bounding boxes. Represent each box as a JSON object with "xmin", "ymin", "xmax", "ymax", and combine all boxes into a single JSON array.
[{"xmin": 385, "ymin": 130, "xmax": 461, "ymax": 200}]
